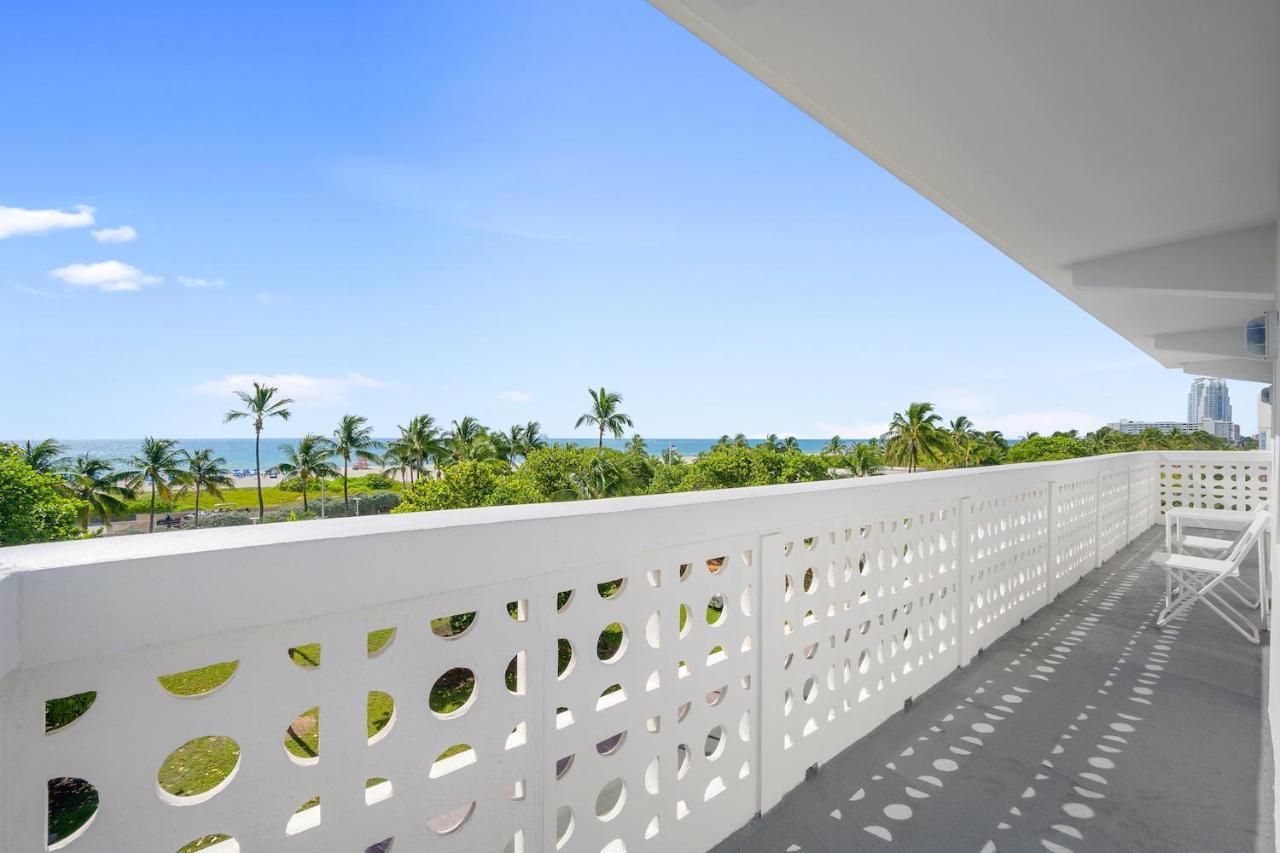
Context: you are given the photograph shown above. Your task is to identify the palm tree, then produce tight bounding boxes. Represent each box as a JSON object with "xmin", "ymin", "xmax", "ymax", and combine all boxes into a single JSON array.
[
  {"xmin": 949, "ymin": 416, "xmax": 978, "ymax": 468},
  {"xmin": 392, "ymin": 414, "xmax": 447, "ymax": 481},
  {"xmin": 627, "ymin": 434, "xmax": 647, "ymax": 455},
  {"xmin": 845, "ymin": 442, "xmax": 883, "ymax": 477},
  {"xmin": 275, "ymin": 434, "xmax": 338, "ymax": 512},
  {"xmin": 556, "ymin": 453, "xmax": 634, "ymax": 500},
  {"xmin": 576, "ymin": 387, "xmax": 633, "ymax": 451},
  {"xmin": 783, "ymin": 436, "xmax": 801, "ymax": 452},
  {"xmin": 822, "ymin": 435, "xmax": 846, "ymax": 456},
  {"xmin": 224, "ymin": 382, "xmax": 294, "ymax": 521},
  {"xmin": 761, "ymin": 434, "xmax": 782, "ymax": 451},
  {"xmin": 522, "ymin": 421, "xmax": 548, "ymax": 453},
  {"xmin": 884, "ymin": 402, "xmax": 949, "ymax": 473},
  {"xmin": 119, "ymin": 437, "xmax": 184, "ymax": 532},
  {"xmin": 332, "ymin": 414, "xmax": 383, "ymax": 512},
  {"xmin": 494, "ymin": 422, "xmax": 545, "ymax": 466},
  {"xmin": 176, "ymin": 449, "xmax": 235, "ymax": 528},
  {"xmin": 443, "ymin": 416, "xmax": 494, "ymax": 464},
  {"xmin": 63, "ymin": 454, "xmax": 135, "ymax": 531},
  {"xmin": 22, "ymin": 438, "xmax": 66, "ymax": 473}
]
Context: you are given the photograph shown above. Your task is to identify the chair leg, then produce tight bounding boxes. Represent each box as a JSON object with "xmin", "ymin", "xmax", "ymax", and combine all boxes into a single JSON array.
[{"xmin": 1156, "ymin": 568, "xmax": 1261, "ymax": 644}]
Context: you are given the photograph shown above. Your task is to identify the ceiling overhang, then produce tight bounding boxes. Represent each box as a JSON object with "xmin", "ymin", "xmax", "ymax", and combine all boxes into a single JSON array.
[{"xmin": 647, "ymin": 0, "xmax": 1280, "ymax": 381}]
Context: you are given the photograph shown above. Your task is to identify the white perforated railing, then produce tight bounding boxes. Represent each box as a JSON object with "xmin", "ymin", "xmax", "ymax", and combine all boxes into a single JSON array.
[{"xmin": 0, "ymin": 451, "xmax": 1266, "ymax": 853}]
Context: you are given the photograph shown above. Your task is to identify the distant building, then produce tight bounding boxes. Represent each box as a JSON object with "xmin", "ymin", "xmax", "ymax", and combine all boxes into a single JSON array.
[
  {"xmin": 1188, "ymin": 377, "xmax": 1232, "ymax": 424},
  {"xmin": 1105, "ymin": 417, "xmax": 1239, "ymax": 442},
  {"xmin": 1107, "ymin": 419, "xmax": 1199, "ymax": 436}
]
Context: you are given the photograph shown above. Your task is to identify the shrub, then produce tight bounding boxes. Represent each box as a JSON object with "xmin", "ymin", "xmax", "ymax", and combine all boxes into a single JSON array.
[
  {"xmin": 175, "ymin": 510, "xmax": 254, "ymax": 529},
  {"xmin": 0, "ymin": 444, "xmax": 83, "ymax": 545}
]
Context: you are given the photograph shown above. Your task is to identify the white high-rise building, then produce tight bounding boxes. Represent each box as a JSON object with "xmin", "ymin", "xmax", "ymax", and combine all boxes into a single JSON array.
[{"xmin": 1187, "ymin": 377, "xmax": 1232, "ymax": 424}]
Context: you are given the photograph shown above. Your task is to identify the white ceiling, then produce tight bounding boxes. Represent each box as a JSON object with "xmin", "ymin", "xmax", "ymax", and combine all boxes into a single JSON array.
[{"xmin": 648, "ymin": 0, "xmax": 1280, "ymax": 380}]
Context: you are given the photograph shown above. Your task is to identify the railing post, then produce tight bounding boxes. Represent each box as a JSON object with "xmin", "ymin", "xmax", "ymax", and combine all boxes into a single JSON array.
[
  {"xmin": 757, "ymin": 531, "xmax": 783, "ymax": 815},
  {"xmin": 956, "ymin": 496, "xmax": 973, "ymax": 666},
  {"xmin": 1046, "ymin": 480, "xmax": 1058, "ymax": 602},
  {"xmin": 1093, "ymin": 469, "xmax": 1104, "ymax": 568},
  {"xmin": 1125, "ymin": 465, "xmax": 1134, "ymax": 545}
]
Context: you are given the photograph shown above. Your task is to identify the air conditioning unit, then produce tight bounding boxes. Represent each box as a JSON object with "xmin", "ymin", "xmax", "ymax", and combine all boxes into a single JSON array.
[{"xmin": 1246, "ymin": 311, "xmax": 1276, "ymax": 359}]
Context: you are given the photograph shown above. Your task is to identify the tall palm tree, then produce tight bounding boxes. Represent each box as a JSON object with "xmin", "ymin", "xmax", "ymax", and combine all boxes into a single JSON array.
[
  {"xmin": 224, "ymin": 382, "xmax": 293, "ymax": 521},
  {"xmin": 576, "ymin": 387, "xmax": 633, "ymax": 451},
  {"xmin": 63, "ymin": 454, "xmax": 135, "ymax": 531},
  {"xmin": 627, "ymin": 434, "xmax": 647, "ymax": 455},
  {"xmin": 949, "ymin": 416, "xmax": 978, "ymax": 468},
  {"xmin": 390, "ymin": 414, "xmax": 446, "ymax": 481},
  {"xmin": 884, "ymin": 402, "xmax": 949, "ymax": 473},
  {"xmin": 332, "ymin": 414, "xmax": 383, "ymax": 512},
  {"xmin": 22, "ymin": 438, "xmax": 66, "ymax": 474},
  {"xmin": 176, "ymin": 449, "xmax": 235, "ymax": 528},
  {"xmin": 822, "ymin": 435, "xmax": 846, "ymax": 456},
  {"xmin": 119, "ymin": 437, "xmax": 184, "ymax": 532},
  {"xmin": 275, "ymin": 434, "xmax": 338, "ymax": 512}
]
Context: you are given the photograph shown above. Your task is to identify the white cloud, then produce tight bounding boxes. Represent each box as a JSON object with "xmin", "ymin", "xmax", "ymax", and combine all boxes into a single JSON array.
[
  {"xmin": 49, "ymin": 260, "xmax": 161, "ymax": 293},
  {"xmin": 91, "ymin": 225, "xmax": 137, "ymax": 243},
  {"xmin": 178, "ymin": 275, "xmax": 224, "ymax": 289},
  {"xmin": 500, "ymin": 390, "xmax": 533, "ymax": 403},
  {"xmin": 0, "ymin": 204, "xmax": 94, "ymax": 239},
  {"xmin": 191, "ymin": 372, "xmax": 392, "ymax": 406}
]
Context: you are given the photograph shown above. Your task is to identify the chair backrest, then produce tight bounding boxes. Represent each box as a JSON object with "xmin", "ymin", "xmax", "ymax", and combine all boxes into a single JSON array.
[{"xmin": 1225, "ymin": 513, "xmax": 1271, "ymax": 566}]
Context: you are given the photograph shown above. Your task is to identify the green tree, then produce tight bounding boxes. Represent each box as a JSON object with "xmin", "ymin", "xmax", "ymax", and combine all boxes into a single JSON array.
[
  {"xmin": 332, "ymin": 414, "xmax": 383, "ymax": 512},
  {"xmin": 175, "ymin": 449, "xmax": 235, "ymax": 528},
  {"xmin": 627, "ymin": 434, "xmax": 648, "ymax": 455},
  {"xmin": 822, "ymin": 435, "xmax": 846, "ymax": 456},
  {"xmin": 63, "ymin": 454, "xmax": 135, "ymax": 531},
  {"xmin": 885, "ymin": 402, "xmax": 949, "ymax": 472},
  {"xmin": 1005, "ymin": 434, "xmax": 1090, "ymax": 463},
  {"xmin": 224, "ymin": 382, "xmax": 294, "ymax": 521},
  {"xmin": 118, "ymin": 437, "xmax": 184, "ymax": 532},
  {"xmin": 576, "ymin": 387, "xmax": 633, "ymax": 450},
  {"xmin": 275, "ymin": 435, "xmax": 338, "ymax": 512},
  {"xmin": 0, "ymin": 444, "xmax": 83, "ymax": 545},
  {"xmin": 21, "ymin": 438, "xmax": 66, "ymax": 474},
  {"xmin": 395, "ymin": 459, "xmax": 542, "ymax": 511}
]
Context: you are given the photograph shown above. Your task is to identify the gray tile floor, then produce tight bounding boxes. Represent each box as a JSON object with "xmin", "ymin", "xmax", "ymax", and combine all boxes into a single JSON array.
[{"xmin": 713, "ymin": 526, "xmax": 1274, "ymax": 853}]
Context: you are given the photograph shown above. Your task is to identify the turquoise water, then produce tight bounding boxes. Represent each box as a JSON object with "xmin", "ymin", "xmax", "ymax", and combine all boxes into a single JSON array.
[{"xmin": 29, "ymin": 437, "xmax": 871, "ymax": 472}]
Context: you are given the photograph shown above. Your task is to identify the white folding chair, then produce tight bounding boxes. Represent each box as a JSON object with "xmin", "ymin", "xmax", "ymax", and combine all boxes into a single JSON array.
[
  {"xmin": 1169, "ymin": 516, "xmax": 1268, "ymax": 614},
  {"xmin": 1153, "ymin": 513, "xmax": 1270, "ymax": 645}
]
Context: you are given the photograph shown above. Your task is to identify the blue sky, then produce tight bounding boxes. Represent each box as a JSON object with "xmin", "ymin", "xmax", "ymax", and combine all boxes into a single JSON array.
[{"xmin": 0, "ymin": 1, "xmax": 1263, "ymax": 441}]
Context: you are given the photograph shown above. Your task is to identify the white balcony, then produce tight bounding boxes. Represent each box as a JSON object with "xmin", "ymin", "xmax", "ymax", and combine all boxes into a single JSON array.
[{"xmin": 0, "ymin": 450, "xmax": 1269, "ymax": 852}]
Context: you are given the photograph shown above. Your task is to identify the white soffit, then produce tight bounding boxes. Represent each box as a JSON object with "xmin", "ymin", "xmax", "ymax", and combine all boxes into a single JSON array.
[{"xmin": 648, "ymin": 0, "xmax": 1280, "ymax": 380}]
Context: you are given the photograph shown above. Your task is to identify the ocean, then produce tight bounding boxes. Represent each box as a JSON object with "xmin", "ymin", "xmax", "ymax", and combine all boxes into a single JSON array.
[{"xmin": 36, "ymin": 437, "xmax": 871, "ymax": 472}]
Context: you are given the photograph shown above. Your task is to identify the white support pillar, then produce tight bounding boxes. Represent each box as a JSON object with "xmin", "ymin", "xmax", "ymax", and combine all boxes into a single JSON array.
[{"xmin": 956, "ymin": 497, "xmax": 974, "ymax": 666}]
